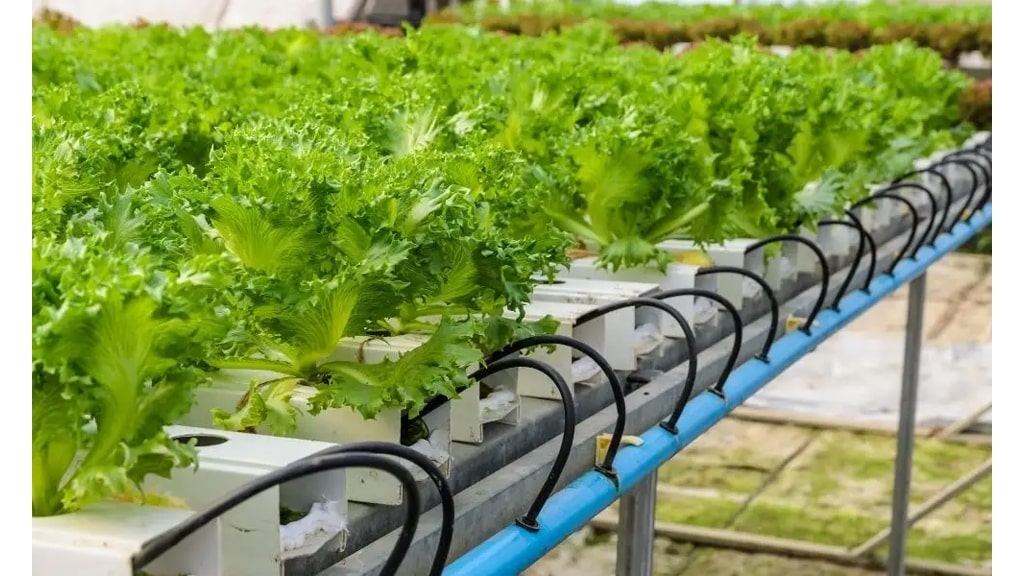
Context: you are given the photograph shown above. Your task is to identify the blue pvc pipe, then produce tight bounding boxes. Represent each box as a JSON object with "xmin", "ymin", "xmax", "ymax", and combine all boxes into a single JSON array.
[{"xmin": 444, "ymin": 205, "xmax": 992, "ymax": 576}]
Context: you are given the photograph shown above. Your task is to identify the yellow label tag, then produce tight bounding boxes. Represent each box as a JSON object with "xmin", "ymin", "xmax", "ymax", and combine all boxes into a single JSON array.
[
  {"xmin": 786, "ymin": 316, "xmax": 807, "ymax": 333},
  {"xmin": 786, "ymin": 316, "xmax": 821, "ymax": 334},
  {"xmin": 673, "ymin": 250, "xmax": 714, "ymax": 267},
  {"xmin": 595, "ymin": 433, "xmax": 644, "ymax": 465}
]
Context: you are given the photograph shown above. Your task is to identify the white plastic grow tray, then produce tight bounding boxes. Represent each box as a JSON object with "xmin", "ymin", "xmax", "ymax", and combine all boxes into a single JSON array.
[
  {"xmin": 145, "ymin": 425, "xmax": 348, "ymax": 576},
  {"xmin": 558, "ymin": 256, "xmax": 718, "ymax": 339},
  {"xmin": 858, "ymin": 184, "xmax": 899, "ymax": 234},
  {"xmin": 330, "ymin": 333, "xmax": 514, "ymax": 446},
  {"xmin": 508, "ymin": 300, "xmax": 616, "ymax": 400},
  {"xmin": 530, "ymin": 276, "xmax": 662, "ymax": 371},
  {"xmin": 654, "ymin": 239, "xmax": 786, "ymax": 307},
  {"xmin": 33, "ymin": 500, "xmax": 220, "ymax": 576},
  {"xmin": 184, "ymin": 371, "xmax": 451, "ymax": 506}
]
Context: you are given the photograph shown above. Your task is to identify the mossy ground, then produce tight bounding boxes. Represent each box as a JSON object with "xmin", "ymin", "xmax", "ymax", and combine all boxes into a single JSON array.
[
  {"xmin": 528, "ymin": 420, "xmax": 991, "ymax": 576},
  {"xmin": 658, "ymin": 424, "xmax": 991, "ymax": 568}
]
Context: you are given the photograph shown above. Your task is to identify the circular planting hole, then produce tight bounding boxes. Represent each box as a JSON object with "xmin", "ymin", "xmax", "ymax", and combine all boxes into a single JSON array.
[{"xmin": 173, "ymin": 433, "xmax": 229, "ymax": 447}]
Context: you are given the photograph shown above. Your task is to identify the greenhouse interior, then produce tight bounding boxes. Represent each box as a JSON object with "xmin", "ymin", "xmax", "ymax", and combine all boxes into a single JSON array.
[{"xmin": 30, "ymin": 1, "xmax": 999, "ymax": 575}]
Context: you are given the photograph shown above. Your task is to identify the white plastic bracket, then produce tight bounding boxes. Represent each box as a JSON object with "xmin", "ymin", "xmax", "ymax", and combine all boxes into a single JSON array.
[
  {"xmin": 559, "ymin": 256, "xmax": 717, "ymax": 338},
  {"xmin": 147, "ymin": 425, "xmax": 347, "ymax": 576},
  {"xmin": 531, "ymin": 276, "xmax": 661, "ymax": 371},
  {"xmin": 33, "ymin": 501, "xmax": 221, "ymax": 576}
]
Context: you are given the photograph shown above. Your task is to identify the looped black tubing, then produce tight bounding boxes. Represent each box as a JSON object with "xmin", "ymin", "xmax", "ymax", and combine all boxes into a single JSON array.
[
  {"xmin": 652, "ymin": 289, "xmax": 743, "ymax": 406},
  {"xmin": 942, "ymin": 148, "xmax": 991, "ymax": 182},
  {"xmin": 843, "ymin": 209, "xmax": 877, "ymax": 293},
  {"xmin": 970, "ymin": 136, "xmax": 992, "ymax": 152},
  {"xmin": 851, "ymin": 193, "xmax": 918, "ymax": 275},
  {"xmin": 894, "ymin": 167, "xmax": 953, "ymax": 243},
  {"xmin": 488, "ymin": 335, "xmax": 623, "ymax": 480},
  {"xmin": 133, "ymin": 453, "xmax": 419, "ymax": 575},
  {"xmin": 939, "ymin": 151, "xmax": 991, "ymax": 218},
  {"xmin": 470, "ymin": 357, "xmax": 576, "ymax": 531},
  {"xmin": 930, "ymin": 157, "xmax": 985, "ymax": 224},
  {"xmin": 577, "ymin": 297, "xmax": 698, "ymax": 435},
  {"xmin": 817, "ymin": 219, "xmax": 865, "ymax": 311},
  {"xmin": 318, "ymin": 443, "xmax": 453, "ymax": 576},
  {"xmin": 745, "ymin": 235, "xmax": 829, "ymax": 334},
  {"xmin": 695, "ymin": 266, "xmax": 777, "ymax": 363},
  {"xmin": 872, "ymin": 182, "xmax": 938, "ymax": 256}
]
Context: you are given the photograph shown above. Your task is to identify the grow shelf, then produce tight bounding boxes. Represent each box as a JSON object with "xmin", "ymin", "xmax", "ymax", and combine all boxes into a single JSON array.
[
  {"xmin": 531, "ymin": 277, "xmax": 662, "ymax": 371},
  {"xmin": 146, "ymin": 425, "xmax": 349, "ymax": 576},
  {"xmin": 296, "ymin": 147, "xmax": 991, "ymax": 574},
  {"xmin": 331, "ymin": 206, "xmax": 993, "ymax": 576},
  {"xmin": 32, "ymin": 501, "xmax": 221, "ymax": 576},
  {"xmin": 184, "ymin": 371, "xmax": 452, "ymax": 506}
]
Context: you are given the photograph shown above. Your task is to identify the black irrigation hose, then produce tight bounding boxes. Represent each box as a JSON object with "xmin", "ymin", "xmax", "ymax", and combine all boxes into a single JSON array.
[
  {"xmin": 745, "ymin": 235, "xmax": 829, "ymax": 334},
  {"xmin": 894, "ymin": 167, "xmax": 953, "ymax": 243},
  {"xmin": 851, "ymin": 192, "xmax": 919, "ymax": 274},
  {"xmin": 652, "ymin": 289, "xmax": 742, "ymax": 405},
  {"xmin": 872, "ymin": 182, "xmax": 938, "ymax": 256},
  {"xmin": 578, "ymin": 297, "xmax": 698, "ymax": 435},
  {"xmin": 133, "ymin": 453, "xmax": 420, "ymax": 575},
  {"xmin": 488, "ymin": 335, "xmax": 624, "ymax": 480},
  {"xmin": 843, "ymin": 209, "xmax": 877, "ymax": 293},
  {"xmin": 470, "ymin": 357, "xmax": 575, "ymax": 532},
  {"xmin": 940, "ymin": 151, "xmax": 992, "ymax": 219},
  {"xmin": 817, "ymin": 219, "xmax": 865, "ymax": 311},
  {"xmin": 695, "ymin": 266, "xmax": 777, "ymax": 362},
  {"xmin": 931, "ymin": 157, "xmax": 985, "ymax": 225},
  {"xmin": 317, "ymin": 443, "xmax": 453, "ymax": 576}
]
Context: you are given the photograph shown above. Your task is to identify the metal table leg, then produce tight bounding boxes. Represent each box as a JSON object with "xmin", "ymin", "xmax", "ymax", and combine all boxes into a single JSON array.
[
  {"xmin": 616, "ymin": 472, "xmax": 658, "ymax": 576},
  {"xmin": 887, "ymin": 273, "xmax": 928, "ymax": 576}
]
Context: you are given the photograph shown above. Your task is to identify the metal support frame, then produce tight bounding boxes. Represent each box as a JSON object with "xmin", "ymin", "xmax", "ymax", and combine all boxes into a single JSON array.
[
  {"xmin": 603, "ymin": 266, "xmax": 980, "ymax": 575},
  {"xmin": 439, "ymin": 206, "xmax": 991, "ymax": 576},
  {"xmin": 616, "ymin": 473, "xmax": 657, "ymax": 576},
  {"xmin": 888, "ymin": 273, "xmax": 928, "ymax": 576},
  {"xmin": 589, "ymin": 273, "xmax": 993, "ymax": 576},
  {"xmin": 320, "ymin": 0, "xmax": 334, "ymax": 27}
]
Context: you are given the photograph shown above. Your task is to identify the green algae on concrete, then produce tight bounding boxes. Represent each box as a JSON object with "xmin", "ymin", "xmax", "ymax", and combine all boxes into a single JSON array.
[
  {"xmin": 680, "ymin": 548, "xmax": 883, "ymax": 576},
  {"xmin": 657, "ymin": 419, "xmax": 814, "ymax": 494},
  {"xmin": 656, "ymin": 492, "xmax": 745, "ymax": 528},
  {"xmin": 901, "ymin": 475, "xmax": 991, "ymax": 565},
  {"xmin": 730, "ymin": 500, "xmax": 888, "ymax": 546},
  {"xmin": 757, "ymin": 430, "xmax": 992, "ymax": 517},
  {"xmin": 657, "ymin": 459, "xmax": 767, "ymax": 494},
  {"xmin": 706, "ymin": 427, "xmax": 991, "ymax": 566}
]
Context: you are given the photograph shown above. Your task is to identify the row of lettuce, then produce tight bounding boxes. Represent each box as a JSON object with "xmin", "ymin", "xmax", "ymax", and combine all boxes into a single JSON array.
[
  {"xmin": 433, "ymin": 0, "xmax": 992, "ymax": 59},
  {"xmin": 32, "ymin": 22, "xmax": 974, "ymax": 517}
]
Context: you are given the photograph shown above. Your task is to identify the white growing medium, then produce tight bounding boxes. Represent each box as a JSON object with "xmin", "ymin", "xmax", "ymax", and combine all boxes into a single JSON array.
[
  {"xmin": 694, "ymin": 297, "xmax": 718, "ymax": 325},
  {"xmin": 410, "ymin": 429, "xmax": 451, "ymax": 469},
  {"xmin": 571, "ymin": 356, "xmax": 602, "ymax": 384},
  {"xmin": 742, "ymin": 277, "xmax": 762, "ymax": 299},
  {"xmin": 632, "ymin": 322, "xmax": 664, "ymax": 356},
  {"xmin": 479, "ymin": 388, "xmax": 518, "ymax": 424},
  {"xmin": 775, "ymin": 255, "xmax": 795, "ymax": 280},
  {"xmin": 280, "ymin": 500, "xmax": 348, "ymax": 552},
  {"xmin": 571, "ymin": 322, "xmax": 666, "ymax": 383}
]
